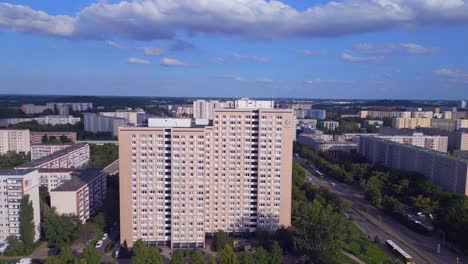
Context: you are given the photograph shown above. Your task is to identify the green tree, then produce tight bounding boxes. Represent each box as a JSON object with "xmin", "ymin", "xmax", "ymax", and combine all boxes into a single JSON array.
[
  {"xmin": 190, "ymin": 250, "xmax": 206, "ymax": 264},
  {"xmin": 170, "ymin": 250, "xmax": 184, "ymax": 264},
  {"xmin": 49, "ymin": 136, "xmax": 61, "ymax": 144},
  {"xmin": 213, "ymin": 230, "xmax": 230, "ymax": 252},
  {"xmin": 119, "ymin": 240, "xmax": 130, "ymax": 258},
  {"xmin": 59, "ymin": 246, "xmax": 79, "ymax": 264},
  {"xmin": 82, "ymin": 243, "xmax": 101, "ymax": 264},
  {"xmin": 220, "ymin": 245, "xmax": 238, "ymax": 264},
  {"xmin": 270, "ymin": 242, "xmax": 283, "ymax": 264},
  {"xmin": 239, "ymin": 251, "xmax": 254, "ymax": 264},
  {"xmin": 89, "ymin": 144, "xmax": 118, "ymax": 169},
  {"xmin": 413, "ymin": 195, "xmax": 436, "ymax": 213},
  {"xmin": 293, "ymin": 200, "xmax": 348, "ymax": 264},
  {"xmin": 20, "ymin": 194, "xmax": 35, "ymax": 251},
  {"xmin": 254, "ymin": 247, "xmax": 269, "ymax": 264},
  {"xmin": 42, "ymin": 135, "xmax": 49, "ymax": 143},
  {"xmin": 0, "ymin": 151, "xmax": 30, "ymax": 169},
  {"xmin": 45, "ymin": 256, "xmax": 61, "ymax": 264},
  {"xmin": 92, "ymin": 212, "xmax": 105, "ymax": 231},
  {"xmin": 60, "ymin": 135, "xmax": 72, "ymax": 143},
  {"xmin": 363, "ymin": 176, "xmax": 383, "ymax": 207},
  {"xmin": 43, "ymin": 208, "xmax": 80, "ymax": 247},
  {"xmin": 132, "ymin": 239, "xmax": 163, "ymax": 264},
  {"xmin": 208, "ymin": 256, "xmax": 217, "ymax": 264}
]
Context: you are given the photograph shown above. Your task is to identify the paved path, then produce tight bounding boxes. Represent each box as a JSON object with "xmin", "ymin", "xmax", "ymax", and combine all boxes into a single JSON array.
[
  {"xmin": 296, "ymin": 157, "xmax": 467, "ymax": 264},
  {"xmin": 341, "ymin": 250, "xmax": 367, "ymax": 264}
]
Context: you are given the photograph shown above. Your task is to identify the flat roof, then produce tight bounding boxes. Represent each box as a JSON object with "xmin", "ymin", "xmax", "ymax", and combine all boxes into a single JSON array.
[
  {"xmin": 0, "ymin": 169, "xmax": 37, "ymax": 176},
  {"xmin": 52, "ymin": 169, "xmax": 104, "ymax": 192},
  {"xmin": 17, "ymin": 144, "xmax": 88, "ymax": 168},
  {"xmin": 37, "ymin": 168, "xmax": 77, "ymax": 173}
]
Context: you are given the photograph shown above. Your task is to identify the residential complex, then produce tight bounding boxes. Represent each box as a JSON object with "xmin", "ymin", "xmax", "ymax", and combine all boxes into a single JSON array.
[
  {"xmin": 320, "ymin": 121, "xmax": 340, "ymax": 131},
  {"xmin": 360, "ymin": 110, "xmax": 412, "ymax": 119},
  {"xmin": 0, "ymin": 115, "xmax": 81, "ymax": 127},
  {"xmin": 31, "ymin": 144, "xmax": 73, "ymax": 160},
  {"xmin": 50, "ymin": 169, "xmax": 107, "ymax": 223},
  {"xmin": 83, "ymin": 113, "xmax": 126, "ymax": 137},
  {"xmin": 99, "ymin": 109, "xmax": 146, "ymax": 126},
  {"xmin": 0, "ymin": 129, "xmax": 30, "ymax": 155},
  {"xmin": 37, "ymin": 168, "xmax": 75, "ymax": 191},
  {"xmin": 21, "ymin": 103, "xmax": 92, "ymax": 114},
  {"xmin": 193, "ymin": 100, "xmax": 234, "ymax": 120},
  {"xmin": 119, "ymin": 108, "xmax": 294, "ymax": 248},
  {"xmin": 234, "ymin": 98, "xmax": 274, "ymax": 109},
  {"xmin": 374, "ymin": 134, "xmax": 448, "ymax": 153},
  {"xmin": 18, "ymin": 144, "xmax": 90, "ymax": 169},
  {"xmin": 21, "ymin": 104, "xmax": 53, "ymax": 115},
  {"xmin": 30, "ymin": 131, "xmax": 77, "ymax": 145},
  {"xmin": 358, "ymin": 136, "xmax": 468, "ymax": 195},
  {"xmin": 298, "ymin": 134, "xmax": 357, "ymax": 154},
  {"xmin": 392, "ymin": 118, "xmax": 468, "ymax": 130},
  {"xmin": 0, "ymin": 169, "xmax": 41, "ymax": 243},
  {"xmin": 364, "ymin": 120, "xmax": 384, "ymax": 128}
]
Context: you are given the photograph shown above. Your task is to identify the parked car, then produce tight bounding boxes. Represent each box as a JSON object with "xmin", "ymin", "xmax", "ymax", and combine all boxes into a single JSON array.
[{"xmin": 95, "ymin": 240, "xmax": 103, "ymax": 248}]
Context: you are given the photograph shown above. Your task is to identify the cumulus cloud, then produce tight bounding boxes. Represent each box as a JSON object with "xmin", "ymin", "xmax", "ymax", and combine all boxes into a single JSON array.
[
  {"xmin": 106, "ymin": 40, "xmax": 124, "ymax": 49},
  {"xmin": 304, "ymin": 78, "xmax": 338, "ymax": 84},
  {"xmin": 341, "ymin": 53, "xmax": 384, "ymax": 62},
  {"xmin": 142, "ymin": 47, "xmax": 164, "ymax": 56},
  {"xmin": 2, "ymin": 1, "xmax": 467, "ymax": 41},
  {"xmin": 127, "ymin": 57, "xmax": 151, "ymax": 65},
  {"xmin": 160, "ymin": 57, "xmax": 187, "ymax": 67},
  {"xmin": 433, "ymin": 69, "xmax": 468, "ymax": 83},
  {"xmin": 296, "ymin": 50, "xmax": 328, "ymax": 56},
  {"xmin": 353, "ymin": 43, "xmax": 440, "ymax": 55},
  {"xmin": 213, "ymin": 57, "xmax": 224, "ymax": 64}
]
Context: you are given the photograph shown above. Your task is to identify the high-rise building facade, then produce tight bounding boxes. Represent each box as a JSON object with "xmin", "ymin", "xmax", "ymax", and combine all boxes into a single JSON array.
[
  {"xmin": 0, "ymin": 129, "xmax": 30, "ymax": 155},
  {"xmin": 119, "ymin": 109, "xmax": 294, "ymax": 248},
  {"xmin": 83, "ymin": 113, "xmax": 126, "ymax": 137}
]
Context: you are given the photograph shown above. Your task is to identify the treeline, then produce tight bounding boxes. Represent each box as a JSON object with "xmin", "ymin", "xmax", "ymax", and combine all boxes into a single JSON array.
[
  {"xmin": 89, "ymin": 144, "xmax": 118, "ymax": 169},
  {"xmin": 9, "ymin": 120, "xmax": 83, "ymax": 132},
  {"xmin": 296, "ymin": 143, "xmax": 468, "ymax": 252},
  {"xmin": 0, "ymin": 151, "xmax": 30, "ymax": 169}
]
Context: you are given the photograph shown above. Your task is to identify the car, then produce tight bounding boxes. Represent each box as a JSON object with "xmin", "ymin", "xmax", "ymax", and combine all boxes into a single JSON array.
[
  {"xmin": 95, "ymin": 240, "xmax": 103, "ymax": 248},
  {"xmin": 102, "ymin": 233, "xmax": 109, "ymax": 240}
]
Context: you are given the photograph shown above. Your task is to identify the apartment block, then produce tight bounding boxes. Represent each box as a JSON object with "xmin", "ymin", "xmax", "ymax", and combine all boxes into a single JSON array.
[
  {"xmin": 360, "ymin": 110, "xmax": 412, "ymax": 119},
  {"xmin": 364, "ymin": 120, "xmax": 384, "ymax": 128},
  {"xmin": 234, "ymin": 98, "xmax": 275, "ymax": 109},
  {"xmin": 298, "ymin": 134, "xmax": 357, "ymax": 153},
  {"xmin": 21, "ymin": 104, "xmax": 53, "ymax": 115},
  {"xmin": 0, "ymin": 129, "xmax": 30, "ymax": 155},
  {"xmin": 119, "ymin": 109, "xmax": 294, "ymax": 249},
  {"xmin": 31, "ymin": 144, "xmax": 73, "ymax": 160},
  {"xmin": 374, "ymin": 134, "xmax": 448, "ymax": 153},
  {"xmin": 17, "ymin": 144, "xmax": 90, "ymax": 169},
  {"xmin": 30, "ymin": 131, "xmax": 77, "ymax": 145},
  {"xmin": 47, "ymin": 102, "xmax": 93, "ymax": 112},
  {"xmin": 50, "ymin": 169, "xmax": 107, "ymax": 223},
  {"xmin": 193, "ymin": 100, "xmax": 234, "ymax": 120},
  {"xmin": 99, "ymin": 109, "xmax": 146, "ymax": 126},
  {"xmin": 308, "ymin": 110, "xmax": 327, "ymax": 120},
  {"xmin": 320, "ymin": 121, "xmax": 340, "ymax": 131},
  {"xmin": 392, "ymin": 118, "xmax": 432, "ymax": 129},
  {"xmin": 358, "ymin": 136, "xmax": 468, "ymax": 195},
  {"xmin": 37, "ymin": 168, "xmax": 75, "ymax": 191},
  {"xmin": 0, "ymin": 169, "xmax": 41, "ymax": 243},
  {"xmin": 83, "ymin": 113, "xmax": 126, "ymax": 137},
  {"xmin": 0, "ymin": 116, "xmax": 81, "ymax": 127}
]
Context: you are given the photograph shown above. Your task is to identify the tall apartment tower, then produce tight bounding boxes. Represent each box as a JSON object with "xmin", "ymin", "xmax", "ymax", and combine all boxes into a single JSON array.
[
  {"xmin": 119, "ymin": 109, "xmax": 294, "ymax": 248},
  {"xmin": 0, "ymin": 129, "xmax": 30, "ymax": 155}
]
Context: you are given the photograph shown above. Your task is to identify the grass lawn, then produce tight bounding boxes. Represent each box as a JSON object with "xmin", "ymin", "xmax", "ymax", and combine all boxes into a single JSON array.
[
  {"xmin": 337, "ymin": 252, "xmax": 360, "ymax": 264},
  {"xmin": 342, "ymin": 223, "xmax": 391, "ymax": 264}
]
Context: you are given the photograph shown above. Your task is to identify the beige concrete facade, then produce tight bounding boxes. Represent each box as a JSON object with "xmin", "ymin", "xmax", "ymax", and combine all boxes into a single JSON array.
[
  {"xmin": 119, "ymin": 109, "xmax": 293, "ymax": 248},
  {"xmin": 0, "ymin": 129, "xmax": 30, "ymax": 155},
  {"xmin": 30, "ymin": 131, "xmax": 77, "ymax": 145}
]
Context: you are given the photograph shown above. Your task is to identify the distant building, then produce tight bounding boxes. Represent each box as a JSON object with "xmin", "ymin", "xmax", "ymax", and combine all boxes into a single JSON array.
[
  {"xmin": 364, "ymin": 120, "xmax": 384, "ymax": 128},
  {"xmin": 193, "ymin": 100, "xmax": 234, "ymax": 120},
  {"xmin": 17, "ymin": 144, "xmax": 90, "ymax": 169},
  {"xmin": 298, "ymin": 134, "xmax": 357, "ymax": 154},
  {"xmin": 460, "ymin": 101, "xmax": 467, "ymax": 109},
  {"xmin": 297, "ymin": 119, "xmax": 317, "ymax": 131},
  {"xmin": 30, "ymin": 131, "xmax": 77, "ymax": 145},
  {"xmin": 83, "ymin": 113, "xmax": 126, "ymax": 137},
  {"xmin": 358, "ymin": 136, "xmax": 468, "ymax": 195},
  {"xmin": 392, "ymin": 118, "xmax": 432, "ymax": 129},
  {"xmin": 360, "ymin": 110, "xmax": 411, "ymax": 119},
  {"xmin": 374, "ymin": 134, "xmax": 448, "ymax": 153},
  {"xmin": 50, "ymin": 169, "xmax": 107, "ymax": 223},
  {"xmin": 0, "ymin": 129, "xmax": 30, "ymax": 155},
  {"xmin": 320, "ymin": 121, "xmax": 340, "ymax": 131},
  {"xmin": 99, "ymin": 109, "xmax": 146, "ymax": 126},
  {"xmin": 307, "ymin": 110, "xmax": 326, "ymax": 120},
  {"xmin": 37, "ymin": 168, "xmax": 75, "ymax": 191},
  {"xmin": 174, "ymin": 105, "xmax": 194, "ymax": 117},
  {"xmin": 31, "ymin": 144, "xmax": 73, "ymax": 160},
  {"xmin": 0, "ymin": 116, "xmax": 80, "ymax": 127},
  {"xmin": 234, "ymin": 98, "xmax": 274, "ymax": 109},
  {"xmin": 0, "ymin": 169, "xmax": 41, "ymax": 243},
  {"xmin": 47, "ymin": 102, "xmax": 93, "ymax": 112},
  {"xmin": 21, "ymin": 104, "xmax": 53, "ymax": 115}
]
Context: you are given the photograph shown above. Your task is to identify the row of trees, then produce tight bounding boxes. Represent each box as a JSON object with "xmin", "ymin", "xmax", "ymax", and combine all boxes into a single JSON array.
[
  {"xmin": 45, "ymin": 244, "xmax": 101, "ymax": 264},
  {"xmin": 88, "ymin": 143, "xmax": 118, "ymax": 169},
  {"xmin": 0, "ymin": 151, "xmax": 30, "ymax": 169},
  {"xmin": 296, "ymin": 143, "xmax": 468, "ymax": 252},
  {"xmin": 41, "ymin": 135, "xmax": 72, "ymax": 144}
]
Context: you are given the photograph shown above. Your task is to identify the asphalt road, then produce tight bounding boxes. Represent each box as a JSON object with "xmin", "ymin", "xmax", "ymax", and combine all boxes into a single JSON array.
[{"xmin": 295, "ymin": 157, "xmax": 467, "ymax": 264}]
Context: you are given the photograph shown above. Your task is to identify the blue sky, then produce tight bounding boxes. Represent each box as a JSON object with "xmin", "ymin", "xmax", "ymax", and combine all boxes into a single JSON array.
[{"xmin": 0, "ymin": 0, "xmax": 468, "ymax": 99}]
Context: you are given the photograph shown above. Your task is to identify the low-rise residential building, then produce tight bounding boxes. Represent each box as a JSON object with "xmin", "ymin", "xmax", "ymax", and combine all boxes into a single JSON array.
[
  {"xmin": 30, "ymin": 144, "xmax": 73, "ymax": 160},
  {"xmin": 30, "ymin": 131, "xmax": 77, "ymax": 145},
  {"xmin": 0, "ymin": 169, "xmax": 41, "ymax": 243},
  {"xmin": 99, "ymin": 109, "xmax": 146, "ymax": 126},
  {"xmin": 374, "ymin": 134, "xmax": 448, "ymax": 153},
  {"xmin": 298, "ymin": 134, "xmax": 357, "ymax": 154},
  {"xmin": 358, "ymin": 136, "xmax": 468, "ymax": 195},
  {"xmin": 360, "ymin": 110, "xmax": 412, "ymax": 119},
  {"xmin": 83, "ymin": 113, "xmax": 126, "ymax": 137},
  {"xmin": 364, "ymin": 120, "xmax": 384, "ymax": 128},
  {"xmin": 50, "ymin": 169, "xmax": 107, "ymax": 223},
  {"xmin": 392, "ymin": 118, "xmax": 432, "ymax": 129},
  {"xmin": 17, "ymin": 144, "xmax": 90, "ymax": 169},
  {"xmin": 0, "ymin": 129, "xmax": 30, "ymax": 155},
  {"xmin": 0, "ymin": 116, "xmax": 81, "ymax": 127}
]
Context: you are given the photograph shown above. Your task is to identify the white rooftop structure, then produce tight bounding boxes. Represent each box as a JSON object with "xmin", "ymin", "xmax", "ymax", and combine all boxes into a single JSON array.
[
  {"xmin": 148, "ymin": 118, "xmax": 192, "ymax": 128},
  {"xmin": 234, "ymin": 98, "xmax": 274, "ymax": 109}
]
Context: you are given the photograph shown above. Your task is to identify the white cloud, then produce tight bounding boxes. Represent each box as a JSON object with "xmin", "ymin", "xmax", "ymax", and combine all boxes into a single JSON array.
[
  {"xmin": 232, "ymin": 53, "xmax": 270, "ymax": 63},
  {"xmin": 213, "ymin": 57, "xmax": 224, "ymax": 64},
  {"xmin": 341, "ymin": 53, "xmax": 384, "ymax": 62},
  {"xmin": 224, "ymin": 74, "xmax": 245, "ymax": 82},
  {"xmin": 296, "ymin": 50, "xmax": 328, "ymax": 56},
  {"xmin": 433, "ymin": 69, "xmax": 468, "ymax": 79},
  {"xmin": 142, "ymin": 47, "xmax": 164, "ymax": 56},
  {"xmin": 3, "ymin": 1, "xmax": 467, "ymax": 41},
  {"xmin": 223, "ymin": 75, "xmax": 273, "ymax": 83},
  {"xmin": 304, "ymin": 78, "xmax": 338, "ymax": 84},
  {"xmin": 160, "ymin": 57, "xmax": 187, "ymax": 67},
  {"xmin": 106, "ymin": 41, "xmax": 124, "ymax": 49},
  {"xmin": 127, "ymin": 57, "xmax": 151, "ymax": 65},
  {"xmin": 255, "ymin": 78, "xmax": 273, "ymax": 83},
  {"xmin": 352, "ymin": 43, "xmax": 440, "ymax": 55}
]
